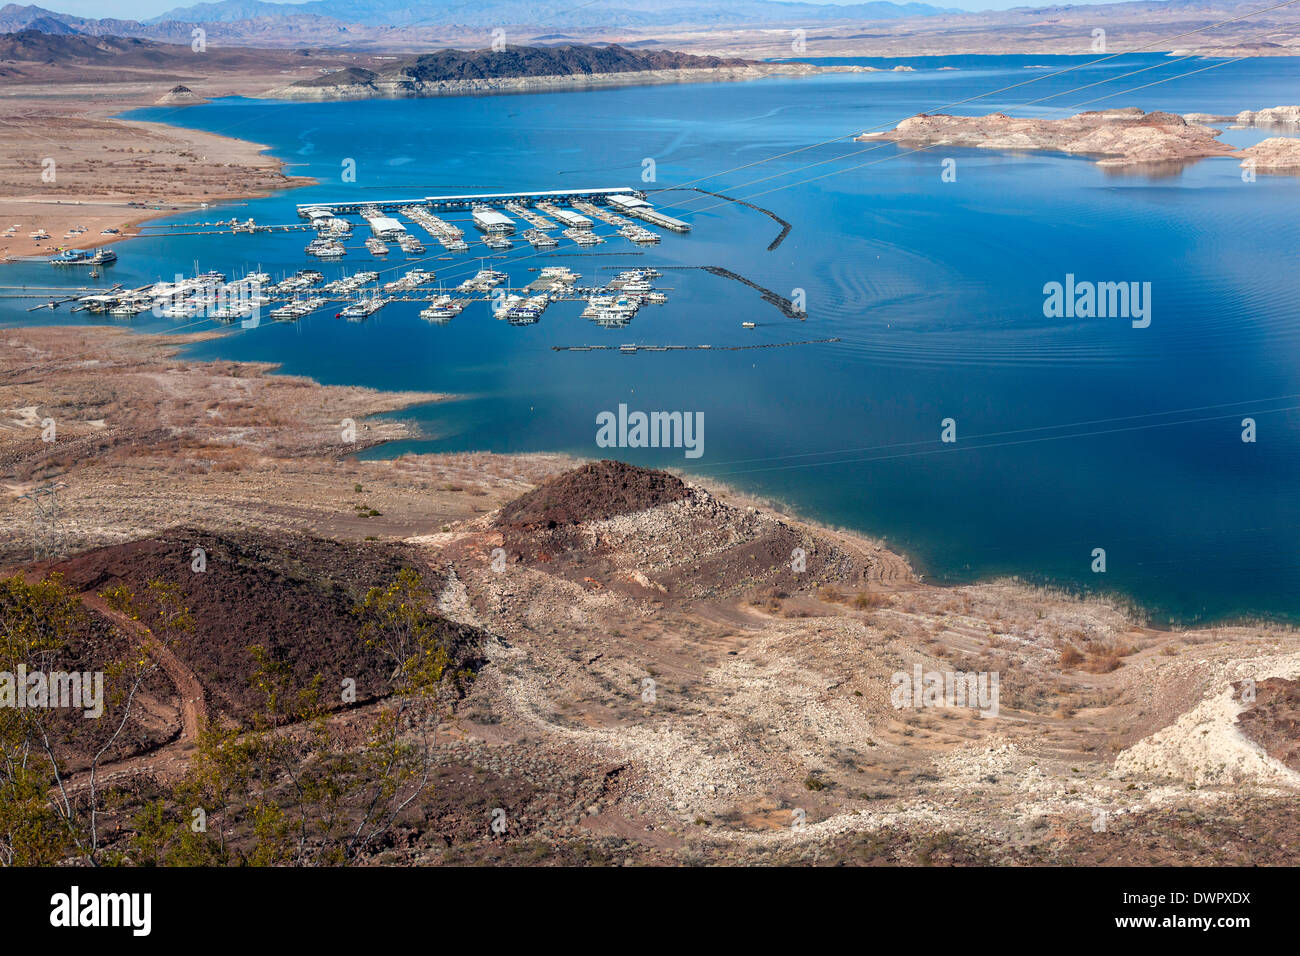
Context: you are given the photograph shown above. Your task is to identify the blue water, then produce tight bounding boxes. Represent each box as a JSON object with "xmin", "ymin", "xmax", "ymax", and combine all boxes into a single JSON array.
[{"xmin": 6, "ymin": 54, "xmax": 1300, "ymax": 625}]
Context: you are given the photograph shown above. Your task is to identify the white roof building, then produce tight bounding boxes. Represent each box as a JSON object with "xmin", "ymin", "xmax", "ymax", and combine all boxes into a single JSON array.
[
  {"xmin": 472, "ymin": 208, "xmax": 515, "ymax": 233},
  {"xmin": 549, "ymin": 207, "xmax": 593, "ymax": 229},
  {"xmin": 368, "ymin": 216, "xmax": 406, "ymax": 238}
]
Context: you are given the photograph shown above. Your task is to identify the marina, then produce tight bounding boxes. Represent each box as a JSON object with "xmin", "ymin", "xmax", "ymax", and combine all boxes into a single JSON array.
[
  {"xmin": 10, "ymin": 51, "xmax": 1292, "ymax": 630},
  {"xmin": 293, "ymin": 188, "xmax": 687, "ymax": 259},
  {"xmin": 36, "ymin": 261, "xmax": 677, "ymax": 327},
  {"xmin": 39, "ymin": 188, "xmax": 691, "ymax": 273}
]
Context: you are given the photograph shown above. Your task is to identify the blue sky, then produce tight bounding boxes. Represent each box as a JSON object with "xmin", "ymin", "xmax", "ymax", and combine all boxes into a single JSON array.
[{"xmin": 57, "ymin": 0, "xmax": 1116, "ymax": 22}]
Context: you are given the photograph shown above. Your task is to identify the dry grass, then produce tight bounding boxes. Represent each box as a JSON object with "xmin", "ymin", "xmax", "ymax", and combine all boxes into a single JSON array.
[
  {"xmin": 1081, "ymin": 642, "xmax": 1127, "ymax": 674},
  {"xmin": 1058, "ymin": 645, "xmax": 1084, "ymax": 669}
]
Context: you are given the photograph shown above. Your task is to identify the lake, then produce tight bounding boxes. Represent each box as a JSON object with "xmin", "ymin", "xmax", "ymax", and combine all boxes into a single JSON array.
[{"xmin": 6, "ymin": 53, "xmax": 1300, "ymax": 625}]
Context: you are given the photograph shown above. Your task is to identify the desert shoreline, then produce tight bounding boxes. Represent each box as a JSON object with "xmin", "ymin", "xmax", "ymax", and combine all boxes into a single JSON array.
[
  {"xmin": 0, "ymin": 106, "xmax": 317, "ymax": 262},
  {"xmin": 0, "ymin": 321, "xmax": 1285, "ymax": 632},
  {"xmin": 4, "ymin": 322, "xmax": 1300, "ymax": 865}
]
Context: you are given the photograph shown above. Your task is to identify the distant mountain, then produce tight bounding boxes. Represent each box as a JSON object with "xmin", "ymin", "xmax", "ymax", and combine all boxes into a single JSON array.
[
  {"xmin": 0, "ymin": 27, "xmax": 326, "ymax": 68},
  {"xmin": 0, "ymin": 28, "xmax": 177, "ymax": 59},
  {"xmin": 1, "ymin": 0, "xmax": 959, "ymax": 38},
  {"xmin": 4, "ymin": 0, "xmax": 1290, "ymax": 54},
  {"xmin": 0, "ymin": 4, "xmax": 165, "ymax": 37},
  {"xmin": 149, "ymin": 0, "xmax": 959, "ymax": 26},
  {"xmin": 0, "ymin": 4, "xmax": 361, "ymax": 45},
  {"xmin": 151, "ymin": 1, "xmax": 290, "ymax": 21}
]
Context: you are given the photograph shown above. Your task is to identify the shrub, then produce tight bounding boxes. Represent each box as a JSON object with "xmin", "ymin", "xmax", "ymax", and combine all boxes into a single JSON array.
[{"xmin": 1082, "ymin": 643, "xmax": 1123, "ymax": 674}]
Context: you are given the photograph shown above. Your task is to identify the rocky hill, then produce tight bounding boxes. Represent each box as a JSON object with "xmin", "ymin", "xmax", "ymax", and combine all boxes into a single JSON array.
[
  {"xmin": 268, "ymin": 43, "xmax": 866, "ymax": 99},
  {"xmin": 155, "ymin": 83, "xmax": 207, "ymax": 104},
  {"xmin": 289, "ymin": 44, "xmax": 746, "ymax": 89}
]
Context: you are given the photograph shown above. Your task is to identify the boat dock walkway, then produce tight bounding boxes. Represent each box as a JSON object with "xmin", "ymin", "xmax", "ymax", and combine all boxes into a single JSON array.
[{"xmin": 298, "ymin": 188, "xmax": 647, "ymax": 218}]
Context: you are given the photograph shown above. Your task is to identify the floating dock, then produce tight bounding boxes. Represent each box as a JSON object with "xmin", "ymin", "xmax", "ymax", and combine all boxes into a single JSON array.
[
  {"xmin": 299, "ymin": 187, "xmax": 648, "ymax": 217},
  {"xmin": 607, "ymin": 194, "xmax": 691, "ymax": 233}
]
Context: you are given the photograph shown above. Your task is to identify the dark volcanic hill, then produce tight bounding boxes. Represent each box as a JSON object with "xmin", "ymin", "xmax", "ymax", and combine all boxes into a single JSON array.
[
  {"xmin": 41, "ymin": 528, "xmax": 486, "ymax": 722},
  {"xmin": 495, "ymin": 459, "xmax": 693, "ymax": 528},
  {"xmin": 290, "ymin": 44, "xmax": 748, "ymax": 88}
]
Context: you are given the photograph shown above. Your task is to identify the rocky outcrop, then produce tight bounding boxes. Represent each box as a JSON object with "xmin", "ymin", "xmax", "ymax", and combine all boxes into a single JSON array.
[
  {"xmin": 1184, "ymin": 105, "xmax": 1300, "ymax": 128},
  {"xmin": 862, "ymin": 107, "xmax": 1240, "ymax": 166},
  {"xmin": 1233, "ymin": 105, "xmax": 1300, "ymax": 126},
  {"xmin": 490, "ymin": 460, "xmax": 860, "ymax": 600},
  {"xmin": 495, "ymin": 459, "xmax": 692, "ymax": 530},
  {"xmin": 156, "ymin": 84, "xmax": 206, "ymax": 105},
  {"xmin": 1236, "ymin": 137, "xmax": 1300, "ymax": 171}
]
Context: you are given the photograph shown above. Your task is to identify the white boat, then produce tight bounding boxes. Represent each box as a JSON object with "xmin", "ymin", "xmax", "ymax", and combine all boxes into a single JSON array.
[
  {"xmin": 306, "ymin": 239, "xmax": 345, "ymax": 258},
  {"xmin": 493, "ymin": 294, "xmax": 523, "ymax": 320},
  {"xmin": 338, "ymin": 295, "xmax": 390, "ymax": 320},
  {"xmin": 419, "ymin": 304, "xmax": 455, "ymax": 322}
]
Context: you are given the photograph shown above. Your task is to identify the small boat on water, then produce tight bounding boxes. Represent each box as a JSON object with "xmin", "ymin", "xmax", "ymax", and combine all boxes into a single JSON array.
[{"xmin": 742, "ymin": 321, "xmax": 756, "ymax": 329}]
